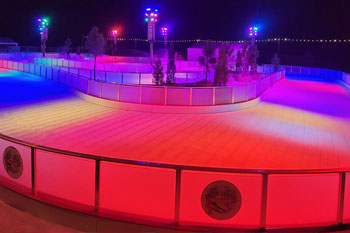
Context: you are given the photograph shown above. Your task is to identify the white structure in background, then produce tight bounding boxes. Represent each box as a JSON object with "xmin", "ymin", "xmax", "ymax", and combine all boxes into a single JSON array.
[
  {"xmin": 0, "ymin": 37, "xmax": 19, "ymax": 52},
  {"xmin": 187, "ymin": 42, "xmax": 243, "ymax": 71}
]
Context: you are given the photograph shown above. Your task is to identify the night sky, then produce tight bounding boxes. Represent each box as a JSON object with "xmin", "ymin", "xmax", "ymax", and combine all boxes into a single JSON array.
[{"xmin": 1, "ymin": 0, "xmax": 350, "ymax": 46}]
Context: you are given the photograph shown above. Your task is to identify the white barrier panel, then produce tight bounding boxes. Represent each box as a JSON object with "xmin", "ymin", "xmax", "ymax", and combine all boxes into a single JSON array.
[
  {"xmin": 123, "ymin": 73, "xmax": 140, "ymax": 84},
  {"xmin": 142, "ymin": 86, "xmax": 165, "ymax": 105},
  {"xmin": 88, "ymin": 80, "xmax": 101, "ymax": 97},
  {"xmin": 140, "ymin": 74, "xmax": 153, "ymax": 85},
  {"xmin": 246, "ymin": 83, "xmax": 256, "ymax": 100},
  {"xmin": 192, "ymin": 88, "xmax": 213, "ymax": 106},
  {"xmin": 180, "ymin": 171, "xmax": 262, "ymax": 229},
  {"xmin": 78, "ymin": 76, "xmax": 89, "ymax": 93},
  {"xmin": 267, "ymin": 174, "xmax": 338, "ymax": 228},
  {"xmin": 36, "ymin": 151, "xmax": 95, "ymax": 211},
  {"xmin": 99, "ymin": 162, "xmax": 176, "ymax": 223},
  {"xmin": 106, "ymin": 72, "xmax": 122, "ymax": 83},
  {"xmin": 215, "ymin": 87, "xmax": 233, "ymax": 105},
  {"xmin": 233, "ymin": 85, "xmax": 247, "ymax": 103},
  {"xmin": 167, "ymin": 88, "xmax": 191, "ymax": 106},
  {"xmin": 119, "ymin": 85, "xmax": 141, "ymax": 103},
  {"xmin": 101, "ymin": 83, "xmax": 118, "ymax": 101},
  {"xmin": 0, "ymin": 139, "xmax": 32, "ymax": 194}
]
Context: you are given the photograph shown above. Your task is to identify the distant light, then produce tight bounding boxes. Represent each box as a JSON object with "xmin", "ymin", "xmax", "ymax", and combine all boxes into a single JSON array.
[
  {"xmin": 146, "ymin": 8, "xmax": 151, "ymax": 11},
  {"xmin": 155, "ymin": 9, "xmax": 159, "ymax": 12},
  {"xmin": 145, "ymin": 18, "xmax": 149, "ymax": 22}
]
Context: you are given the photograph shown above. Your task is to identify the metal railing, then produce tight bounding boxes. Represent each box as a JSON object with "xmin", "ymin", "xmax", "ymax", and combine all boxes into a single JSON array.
[{"xmin": 0, "ymin": 59, "xmax": 284, "ymax": 106}]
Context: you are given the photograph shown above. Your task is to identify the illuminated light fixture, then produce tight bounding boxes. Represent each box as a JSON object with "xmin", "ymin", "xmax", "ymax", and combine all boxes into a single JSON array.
[
  {"xmin": 37, "ymin": 17, "xmax": 50, "ymax": 57},
  {"xmin": 249, "ymin": 26, "xmax": 258, "ymax": 37}
]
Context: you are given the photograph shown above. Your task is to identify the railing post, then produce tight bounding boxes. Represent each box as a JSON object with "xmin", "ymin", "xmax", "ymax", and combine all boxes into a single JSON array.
[
  {"xmin": 245, "ymin": 85, "xmax": 248, "ymax": 101},
  {"xmin": 337, "ymin": 172, "xmax": 346, "ymax": 226},
  {"xmin": 117, "ymin": 84, "xmax": 120, "ymax": 101},
  {"xmin": 174, "ymin": 169, "xmax": 182, "ymax": 225},
  {"xmin": 164, "ymin": 86, "xmax": 168, "ymax": 105},
  {"xmin": 31, "ymin": 147, "xmax": 37, "ymax": 196},
  {"xmin": 139, "ymin": 85, "xmax": 143, "ymax": 104},
  {"xmin": 190, "ymin": 88, "xmax": 193, "ymax": 106},
  {"xmin": 94, "ymin": 160, "xmax": 101, "ymax": 213},
  {"xmin": 231, "ymin": 86, "xmax": 235, "ymax": 104},
  {"xmin": 212, "ymin": 87, "xmax": 216, "ymax": 105},
  {"xmin": 260, "ymin": 173, "xmax": 269, "ymax": 231}
]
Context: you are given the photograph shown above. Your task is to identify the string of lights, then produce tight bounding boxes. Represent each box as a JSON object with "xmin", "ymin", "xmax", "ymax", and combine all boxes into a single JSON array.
[{"xmin": 105, "ymin": 37, "xmax": 350, "ymax": 44}]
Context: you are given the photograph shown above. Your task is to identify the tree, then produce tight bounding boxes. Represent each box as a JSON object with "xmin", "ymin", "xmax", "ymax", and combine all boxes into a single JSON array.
[
  {"xmin": 271, "ymin": 53, "xmax": 280, "ymax": 73},
  {"xmin": 152, "ymin": 59, "xmax": 164, "ymax": 86},
  {"xmin": 86, "ymin": 26, "xmax": 105, "ymax": 80},
  {"xmin": 214, "ymin": 45, "xmax": 229, "ymax": 86},
  {"xmin": 236, "ymin": 50, "xmax": 243, "ymax": 73},
  {"xmin": 166, "ymin": 42, "xmax": 176, "ymax": 85},
  {"xmin": 198, "ymin": 42, "xmax": 217, "ymax": 81},
  {"xmin": 241, "ymin": 42, "xmax": 250, "ymax": 75},
  {"xmin": 247, "ymin": 44, "xmax": 259, "ymax": 74},
  {"xmin": 63, "ymin": 38, "xmax": 72, "ymax": 58}
]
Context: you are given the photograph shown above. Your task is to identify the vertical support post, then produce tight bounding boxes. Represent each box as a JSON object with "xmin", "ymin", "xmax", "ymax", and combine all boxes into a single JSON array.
[
  {"xmin": 140, "ymin": 86, "xmax": 143, "ymax": 104},
  {"xmin": 94, "ymin": 160, "xmax": 101, "ymax": 213},
  {"xmin": 31, "ymin": 147, "xmax": 36, "ymax": 196},
  {"xmin": 260, "ymin": 174, "xmax": 269, "ymax": 231},
  {"xmin": 245, "ymin": 85, "xmax": 248, "ymax": 101},
  {"xmin": 174, "ymin": 169, "xmax": 182, "ymax": 225},
  {"xmin": 337, "ymin": 172, "xmax": 346, "ymax": 225},
  {"xmin": 231, "ymin": 86, "xmax": 235, "ymax": 104},
  {"xmin": 212, "ymin": 88, "xmax": 216, "ymax": 105},
  {"xmin": 254, "ymin": 83, "xmax": 257, "ymax": 99},
  {"xmin": 164, "ymin": 86, "xmax": 168, "ymax": 105},
  {"xmin": 122, "ymin": 73, "xmax": 124, "ymax": 84},
  {"xmin": 190, "ymin": 88, "xmax": 193, "ymax": 106},
  {"xmin": 139, "ymin": 73, "xmax": 142, "ymax": 85},
  {"xmin": 117, "ymin": 84, "xmax": 120, "ymax": 101}
]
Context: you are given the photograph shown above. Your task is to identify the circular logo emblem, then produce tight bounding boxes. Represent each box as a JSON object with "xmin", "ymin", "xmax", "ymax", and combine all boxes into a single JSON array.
[
  {"xmin": 3, "ymin": 146, "xmax": 23, "ymax": 179},
  {"xmin": 201, "ymin": 180, "xmax": 242, "ymax": 220}
]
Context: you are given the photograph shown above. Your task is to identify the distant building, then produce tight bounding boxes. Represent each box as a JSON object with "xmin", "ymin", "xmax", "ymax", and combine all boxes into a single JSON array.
[{"xmin": 0, "ymin": 37, "xmax": 19, "ymax": 51}]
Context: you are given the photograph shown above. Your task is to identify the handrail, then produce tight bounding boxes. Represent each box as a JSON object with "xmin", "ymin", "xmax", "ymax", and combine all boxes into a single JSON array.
[{"xmin": 0, "ymin": 132, "xmax": 349, "ymax": 175}]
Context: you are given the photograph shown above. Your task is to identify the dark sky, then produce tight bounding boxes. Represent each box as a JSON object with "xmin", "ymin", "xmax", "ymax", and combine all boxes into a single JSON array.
[{"xmin": 1, "ymin": 0, "xmax": 350, "ymax": 46}]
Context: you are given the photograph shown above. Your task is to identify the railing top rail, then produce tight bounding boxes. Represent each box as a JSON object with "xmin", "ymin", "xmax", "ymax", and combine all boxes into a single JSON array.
[{"xmin": 0, "ymin": 133, "xmax": 348, "ymax": 175}]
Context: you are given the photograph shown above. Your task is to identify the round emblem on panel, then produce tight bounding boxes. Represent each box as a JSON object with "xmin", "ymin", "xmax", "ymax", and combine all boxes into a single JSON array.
[
  {"xmin": 201, "ymin": 180, "xmax": 242, "ymax": 220},
  {"xmin": 3, "ymin": 146, "xmax": 23, "ymax": 179}
]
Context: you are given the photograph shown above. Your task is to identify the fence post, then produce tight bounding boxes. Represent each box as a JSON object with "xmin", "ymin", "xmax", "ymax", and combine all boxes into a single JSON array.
[
  {"xmin": 190, "ymin": 88, "xmax": 193, "ymax": 106},
  {"xmin": 94, "ymin": 160, "xmax": 101, "ymax": 213},
  {"xmin": 259, "ymin": 174, "xmax": 269, "ymax": 231},
  {"xmin": 31, "ymin": 147, "xmax": 37, "ymax": 196},
  {"xmin": 164, "ymin": 86, "xmax": 168, "ymax": 105},
  {"xmin": 337, "ymin": 172, "xmax": 346, "ymax": 226},
  {"xmin": 139, "ymin": 85, "xmax": 143, "ymax": 104},
  {"xmin": 174, "ymin": 169, "xmax": 182, "ymax": 225},
  {"xmin": 231, "ymin": 86, "xmax": 235, "ymax": 104},
  {"xmin": 212, "ymin": 87, "xmax": 216, "ymax": 105},
  {"xmin": 117, "ymin": 84, "xmax": 120, "ymax": 101}
]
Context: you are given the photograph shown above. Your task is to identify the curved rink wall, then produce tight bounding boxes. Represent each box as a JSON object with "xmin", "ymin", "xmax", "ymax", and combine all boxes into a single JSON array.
[{"xmin": 1, "ymin": 59, "xmax": 350, "ymax": 231}]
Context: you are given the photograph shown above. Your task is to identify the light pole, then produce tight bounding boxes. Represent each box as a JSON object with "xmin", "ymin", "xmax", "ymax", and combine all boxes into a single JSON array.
[
  {"xmin": 38, "ymin": 17, "xmax": 49, "ymax": 57},
  {"xmin": 145, "ymin": 7, "xmax": 158, "ymax": 64},
  {"xmin": 112, "ymin": 29, "xmax": 118, "ymax": 56},
  {"xmin": 161, "ymin": 27, "xmax": 168, "ymax": 50},
  {"xmin": 249, "ymin": 26, "xmax": 258, "ymax": 45}
]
